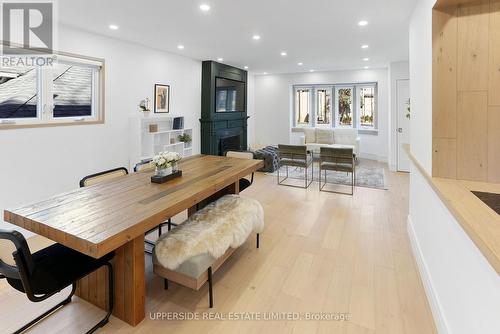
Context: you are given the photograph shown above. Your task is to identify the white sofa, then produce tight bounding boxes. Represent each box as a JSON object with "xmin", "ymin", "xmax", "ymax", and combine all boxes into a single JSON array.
[{"xmin": 295, "ymin": 128, "xmax": 360, "ymax": 156}]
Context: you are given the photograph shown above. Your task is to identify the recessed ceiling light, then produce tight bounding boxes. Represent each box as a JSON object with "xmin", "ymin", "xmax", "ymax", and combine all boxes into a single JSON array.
[
  {"xmin": 177, "ymin": 45, "xmax": 185, "ymax": 50},
  {"xmin": 199, "ymin": 4, "xmax": 211, "ymax": 11},
  {"xmin": 363, "ymin": 58, "xmax": 369, "ymax": 61},
  {"xmin": 217, "ymin": 57, "xmax": 223, "ymax": 62},
  {"xmin": 361, "ymin": 44, "xmax": 369, "ymax": 49},
  {"xmin": 263, "ymin": 72, "xmax": 268, "ymax": 75},
  {"xmin": 364, "ymin": 66, "xmax": 369, "ymax": 69},
  {"xmin": 252, "ymin": 35, "xmax": 261, "ymax": 40},
  {"xmin": 309, "ymin": 69, "xmax": 315, "ymax": 72},
  {"xmin": 358, "ymin": 20, "xmax": 368, "ymax": 27},
  {"xmin": 280, "ymin": 51, "xmax": 287, "ymax": 56},
  {"xmin": 297, "ymin": 62, "xmax": 303, "ymax": 66},
  {"xmin": 244, "ymin": 66, "xmax": 249, "ymax": 69},
  {"xmin": 108, "ymin": 24, "xmax": 119, "ymax": 30}
]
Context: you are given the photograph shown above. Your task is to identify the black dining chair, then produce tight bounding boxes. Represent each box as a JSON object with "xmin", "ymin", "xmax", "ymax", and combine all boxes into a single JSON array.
[
  {"xmin": 79, "ymin": 167, "xmax": 129, "ymax": 187},
  {"xmin": 225, "ymin": 151, "xmax": 255, "ymax": 192},
  {"xmin": 0, "ymin": 229, "xmax": 114, "ymax": 333}
]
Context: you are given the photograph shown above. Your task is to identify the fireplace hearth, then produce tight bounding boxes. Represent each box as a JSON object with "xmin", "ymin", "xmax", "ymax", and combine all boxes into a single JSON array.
[{"xmin": 220, "ymin": 134, "xmax": 242, "ymax": 156}]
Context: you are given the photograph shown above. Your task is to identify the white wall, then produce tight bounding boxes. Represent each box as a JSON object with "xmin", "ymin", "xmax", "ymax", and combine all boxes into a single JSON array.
[
  {"xmin": 409, "ymin": 0, "xmax": 433, "ymax": 174},
  {"xmin": 388, "ymin": 61, "xmax": 410, "ymax": 171},
  {"xmin": 251, "ymin": 68, "xmax": 390, "ymax": 161},
  {"xmin": 408, "ymin": 1, "xmax": 500, "ymax": 333},
  {"xmin": 0, "ymin": 25, "xmax": 201, "ymax": 234},
  {"xmin": 409, "ymin": 166, "xmax": 500, "ymax": 334}
]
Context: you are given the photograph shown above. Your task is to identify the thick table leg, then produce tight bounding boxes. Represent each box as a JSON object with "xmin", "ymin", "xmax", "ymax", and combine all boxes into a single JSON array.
[{"xmin": 76, "ymin": 235, "xmax": 146, "ymax": 326}]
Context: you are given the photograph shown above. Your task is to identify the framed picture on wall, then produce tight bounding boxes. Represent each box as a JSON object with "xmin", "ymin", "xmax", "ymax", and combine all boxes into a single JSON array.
[{"xmin": 154, "ymin": 84, "xmax": 170, "ymax": 113}]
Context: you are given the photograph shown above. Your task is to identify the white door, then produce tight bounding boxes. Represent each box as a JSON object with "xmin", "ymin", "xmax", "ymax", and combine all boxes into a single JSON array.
[{"xmin": 396, "ymin": 79, "xmax": 410, "ymax": 172}]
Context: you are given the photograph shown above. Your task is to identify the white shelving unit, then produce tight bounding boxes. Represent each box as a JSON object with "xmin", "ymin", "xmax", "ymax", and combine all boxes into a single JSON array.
[{"xmin": 129, "ymin": 115, "xmax": 193, "ymax": 167}]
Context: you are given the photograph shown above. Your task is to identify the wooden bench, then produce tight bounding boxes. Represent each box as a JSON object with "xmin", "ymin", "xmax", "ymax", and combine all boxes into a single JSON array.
[{"xmin": 152, "ymin": 195, "xmax": 264, "ymax": 307}]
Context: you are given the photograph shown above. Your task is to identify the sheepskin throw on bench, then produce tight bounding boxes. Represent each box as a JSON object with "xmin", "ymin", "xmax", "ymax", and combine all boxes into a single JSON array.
[{"xmin": 154, "ymin": 195, "xmax": 264, "ymax": 270}]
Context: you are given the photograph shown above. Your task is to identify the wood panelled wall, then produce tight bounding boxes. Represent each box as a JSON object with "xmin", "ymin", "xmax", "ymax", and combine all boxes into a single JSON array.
[{"xmin": 433, "ymin": 0, "xmax": 500, "ymax": 182}]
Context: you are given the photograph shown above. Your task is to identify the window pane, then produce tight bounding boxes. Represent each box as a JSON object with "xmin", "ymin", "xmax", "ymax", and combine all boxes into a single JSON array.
[
  {"xmin": 295, "ymin": 89, "xmax": 310, "ymax": 125},
  {"xmin": 0, "ymin": 66, "xmax": 37, "ymax": 118},
  {"xmin": 337, "ymin": 88, "xmax": 353, "ymax": 126},
  {"xmin": 316, "ymin": 89, "xmax": 331, "ymax": 125},
  {"xmin": 359, "ymin": 87, "xmax": 375, "ymax": 127},
  {"xmin": 52, "ymin": 63, "xmax": 93, "ymax": 118}
]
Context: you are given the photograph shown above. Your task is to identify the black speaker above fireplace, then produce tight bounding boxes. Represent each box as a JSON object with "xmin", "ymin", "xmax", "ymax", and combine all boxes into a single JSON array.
[{"xmin": 200, "ymin": 61, "xmax": 249, "ymax": 156}]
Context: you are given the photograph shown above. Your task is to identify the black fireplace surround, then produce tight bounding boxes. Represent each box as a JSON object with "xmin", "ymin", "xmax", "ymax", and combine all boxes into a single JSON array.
[
  {"xmin": 219, "ymin": 132, "xmax": 243, "ymax": 156},
  {"xmin": 200, "ymin": 61, "xmax": 248, "ymax": 156}
]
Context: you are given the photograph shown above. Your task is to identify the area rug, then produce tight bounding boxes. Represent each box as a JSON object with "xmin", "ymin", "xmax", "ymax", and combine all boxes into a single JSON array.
[{"xmin": 266, "ymin": 159, "xmax": 388, "ymax": 190}]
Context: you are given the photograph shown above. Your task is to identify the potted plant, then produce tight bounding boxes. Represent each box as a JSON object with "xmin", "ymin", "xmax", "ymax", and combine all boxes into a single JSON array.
[
  {"xmin": 152, "ymin": 151, "xmax": 182, "ymax": 176},
  {"xmin": 178, "ymin": 133, "xmax": 192, "ymax": 147}
]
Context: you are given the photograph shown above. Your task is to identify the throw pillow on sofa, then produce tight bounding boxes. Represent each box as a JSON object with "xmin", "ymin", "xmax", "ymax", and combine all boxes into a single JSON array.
[
  {"xmin": 303, "ymin": 128, "xmax": 316, "ymax": 144},
  {"xmin": 316, "ymin": 129, "xmax": 334, "ymax": 145}
]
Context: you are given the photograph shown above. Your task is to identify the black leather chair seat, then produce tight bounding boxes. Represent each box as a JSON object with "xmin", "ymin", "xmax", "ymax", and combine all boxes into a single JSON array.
[
  {"xmin": 7, "ymin": 244, "xmax": 113, "ymax": 295},
  {"xmin": 239, "ymin": 178, "xmax": 251, "ymax": 192}
]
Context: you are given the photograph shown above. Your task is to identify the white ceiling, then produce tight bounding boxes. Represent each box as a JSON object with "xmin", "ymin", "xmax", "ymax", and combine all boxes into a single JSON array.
[{"xmin": 58, "ymin": 0, "xmax": 416, "ymax": 74}]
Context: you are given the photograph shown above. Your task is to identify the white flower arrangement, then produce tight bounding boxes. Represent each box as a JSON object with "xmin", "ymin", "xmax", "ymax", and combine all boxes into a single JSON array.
[{"xmin": 152, "ymin": 151, "xmax": 182, "ymax": 169}]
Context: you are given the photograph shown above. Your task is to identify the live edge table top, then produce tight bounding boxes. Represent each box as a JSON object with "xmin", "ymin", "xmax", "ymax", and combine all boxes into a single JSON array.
[{"xmin": 4, "ymin": 155, "xmax": 264, "ymax": 259}]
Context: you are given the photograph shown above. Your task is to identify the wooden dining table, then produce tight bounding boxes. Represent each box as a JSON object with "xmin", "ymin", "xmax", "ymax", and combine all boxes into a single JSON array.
[{"xmin": 3, "ymin": 154, "xmax": 264, "ymax": 326}]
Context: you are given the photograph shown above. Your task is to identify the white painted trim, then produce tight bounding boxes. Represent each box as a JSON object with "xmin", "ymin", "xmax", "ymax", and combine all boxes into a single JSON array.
[
  {"xmin": 407, "ymin": 214, "xmax": 450, "ymax": 334},
  {"xmin": 357, "ymin": 152, "xmax": 387, "ymax": 163}
]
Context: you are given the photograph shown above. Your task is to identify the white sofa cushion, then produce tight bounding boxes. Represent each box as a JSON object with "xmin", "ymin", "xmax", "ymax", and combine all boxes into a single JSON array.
[
  {"xmin": 333, "ymin": 128, "xmax": 359, "ymax": 145},
  {"xmin": 306, "ymin": 143, "xmax": 356, "ymax": 154},
  {"xmin": 316, "ymin": 128, "xmax": 334, "ymax": 144},
  {"xmin": 293, "ymin": 127, "xmax": 360, "ymax": 155},
  {"xmin": 303, "ymin": 128, "xmax": 316, "ymax": 144}
]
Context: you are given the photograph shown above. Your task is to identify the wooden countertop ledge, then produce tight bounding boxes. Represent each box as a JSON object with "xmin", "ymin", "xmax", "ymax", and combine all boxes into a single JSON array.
[{"xmin": 405, "ymin": 146, "xmax": 500, "ymax": 276}]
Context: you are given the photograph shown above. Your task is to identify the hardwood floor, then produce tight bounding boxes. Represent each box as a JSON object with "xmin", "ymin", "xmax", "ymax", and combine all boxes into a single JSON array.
[{"xmin": 0, "ymin": 166, "xmax": 437, "ymax": 334}]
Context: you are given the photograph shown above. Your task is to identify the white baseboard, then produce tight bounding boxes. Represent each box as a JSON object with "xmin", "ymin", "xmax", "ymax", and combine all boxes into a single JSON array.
[
  {"xmin": 357, "ymin": 152, "xmax": 388, "ymax": 163},
  {"xmin": 407, "ymin": 215, "xmax": 450, "ymax": 334}
]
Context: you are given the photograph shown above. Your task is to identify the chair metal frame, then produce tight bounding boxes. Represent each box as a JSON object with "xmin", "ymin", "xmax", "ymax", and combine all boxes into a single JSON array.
[
  {"xmin": 0, "ymin": 230, "xmax": 113, "ymax": 334},
  {"xmin": 277, "ymin": 145, "xmax": 314, "ymax": 189},
  {"xmin": 225, "ymin": 151, "xmax": 255, "ymax": 191},
  {"xmin": 318, "ymin": 147, "xmax": 355, "ymax": 195},
  {"xmin": 79, "ymin": 167, "xmax": 129, "ymax": 188}
]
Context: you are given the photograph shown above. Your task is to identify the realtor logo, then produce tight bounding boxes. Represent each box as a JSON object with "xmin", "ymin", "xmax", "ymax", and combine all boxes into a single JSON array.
[{"xmin": 1, "ymin": 1, "xmax": 54, "ymax": 54}]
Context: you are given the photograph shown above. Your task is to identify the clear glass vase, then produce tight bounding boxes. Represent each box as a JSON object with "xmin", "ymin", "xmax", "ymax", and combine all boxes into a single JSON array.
[{"xmin": 156, "ymin": 166, "xmax": 172, "ymax": 177}]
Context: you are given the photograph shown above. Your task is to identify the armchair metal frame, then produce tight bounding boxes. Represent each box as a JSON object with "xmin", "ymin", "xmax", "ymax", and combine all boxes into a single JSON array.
[
  {"xmin": 0, "ymin": 230, "xmax": 113, "ymax": 334},
  {"xmin": 318, "ymin": 147, "xmax": 355, "ymax": 195},
  {"xmin": 277, "ymin": 145, "xmax": 314, "ymax": 189}
]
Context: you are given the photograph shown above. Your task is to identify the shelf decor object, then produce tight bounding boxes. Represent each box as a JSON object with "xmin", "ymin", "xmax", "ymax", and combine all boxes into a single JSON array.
[
  {"xmin": 154, "ymin": 84, "xmax": 170, "ymax": 114},
  {"xmin": 139, "ymin": 97, "xmax": 151, "ymax": 112},
  {"xmin": 178, "ymin": 133, "xmax": 192, "ymax": 146},
  {"xmin": 149, "ymin": 123, "xmax": 158, "ymax": 133},
  {"xmin": 128, "ymin": 115, "xmax": 193, "ymax": 168}
]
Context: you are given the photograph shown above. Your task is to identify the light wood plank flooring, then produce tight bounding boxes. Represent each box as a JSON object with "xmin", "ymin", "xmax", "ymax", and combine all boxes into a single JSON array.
[{"xmin": 0, "ymin": 166, "xmax": 437, "ymax": 334}]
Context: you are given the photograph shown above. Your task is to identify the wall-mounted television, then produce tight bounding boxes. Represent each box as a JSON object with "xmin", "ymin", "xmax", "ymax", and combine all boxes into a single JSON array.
[{"xmin": 215, "ymin": 77, "xmax": 246, "ymax": 113}]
